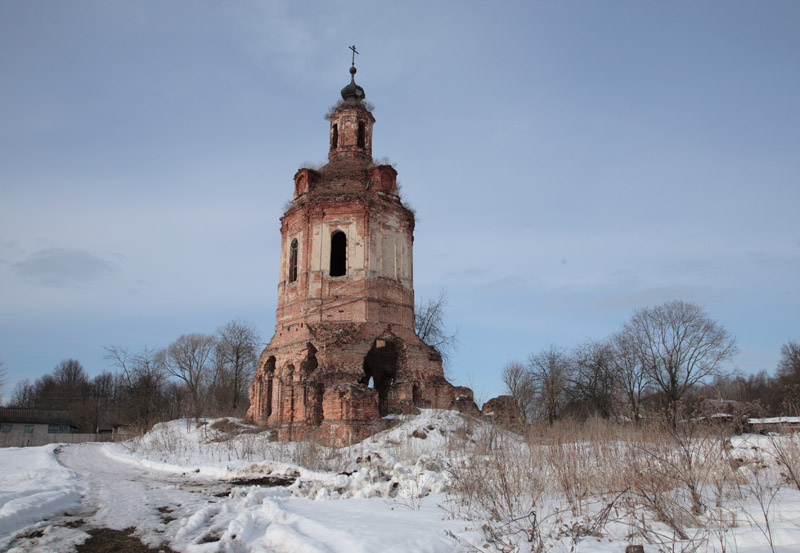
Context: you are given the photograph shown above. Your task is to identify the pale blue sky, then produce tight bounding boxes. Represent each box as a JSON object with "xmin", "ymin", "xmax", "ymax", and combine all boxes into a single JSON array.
[{"xmin": 1, "ymin": 1, "xmax": 798, "ymax": 403}]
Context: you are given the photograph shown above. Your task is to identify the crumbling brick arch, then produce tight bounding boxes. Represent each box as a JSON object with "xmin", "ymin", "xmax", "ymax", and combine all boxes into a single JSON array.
[
  {"xmin": 361, "ymin": 339, "xmax": 399, "ymax": 416},
  {"xmin": 300, "ymin": 342, "xmax": 318, "ymax": 374},
  {"xmin": 262, "ymin": 356, "xmax": 276, "ymax": 418}
]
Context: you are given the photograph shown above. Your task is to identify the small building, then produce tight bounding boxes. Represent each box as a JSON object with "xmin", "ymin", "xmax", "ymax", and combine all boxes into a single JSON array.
[
  {"xmin": 0, "ymin": 407, "xmax": 128, "ymax": 447},
  {"xmin": 747, "ymin": 417, "xmax": 800, "ymax": 434},
  {"xmin": 0, "ymin": 407, "xmax": 77, "ymax": 447}
]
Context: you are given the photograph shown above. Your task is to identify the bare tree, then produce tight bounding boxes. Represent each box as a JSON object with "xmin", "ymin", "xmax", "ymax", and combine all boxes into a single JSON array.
[
  {"xmin": 569, "ymin": 340, "xmax": 618, "ymax": 419},
  {"xmin": 30, "ymin": 359, "xmax": 91, "ymax": 410},
  {"xmin": 624, "ymin": 300, "xmax": 738, "ymax": 427},
  {"xmin": 778, "ymin": 341, "xmax": 800, "ymax": 376},
  {"xmin": 91, "ymin": 371, "xmax": 117, "ymax": 406},
  {"xmin": 5, "ymin": 359, "xmax": 96, "ymax": 429},
  {"xmin": 610, "ymin": 330, "xmax": 649, "ymax": 424},
  {"xmin": 104, "ymin": 345, "xmax": 170, "ymax": 428},
  {"xmin": 528, "ymin": 345, "xmax": 570, "ymax": 424},
  {"xmin": 104, "ymin": 346, "xmax": 133, "ymax": 388},
  {"xmin": 161, "ymin": 333, "xmax": 215, "ymax": 418},
  {"xmin": 54, "ymin": 359, "xmax": 89, "ymax": 387},
  {"xmin": 502, "ymin": 360, "xmax": 536, "ymax": 423},
  {"xmin": 776, "ymin": 340, "xmax": 800, "ymax": 414},
  {"xmin": 0, "ymin": 361, "xmax": 6, "ymax": 403},
  {"xmin": 415, "ymin": 289, "xmax": 459, "ymax": 368},
  {"xmin": 213, "ymin": 320, "xmax": 260, "ymax": 414},
  {"xmin": 9, "ymin": 379, "xmax": 34, "ymax": 407},
  {"xmin": 81, "ymin": 371, "xmax": 118, "ymax": 433}
]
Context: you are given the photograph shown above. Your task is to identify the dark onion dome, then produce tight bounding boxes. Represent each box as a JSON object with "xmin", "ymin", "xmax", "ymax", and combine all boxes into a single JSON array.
[{"xmin": 340, "ymin": 66, "xmax": 365, "ymax": 101}]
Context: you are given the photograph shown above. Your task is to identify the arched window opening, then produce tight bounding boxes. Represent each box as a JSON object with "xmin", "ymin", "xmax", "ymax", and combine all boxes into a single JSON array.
[
  {"xmin": 331, "ymin": 124, "xmax": 338, "ymax": 149},
  {"xmin": 288, "ymin": 239, "xmax": 298, "ymax": 283},
  {"xmin": 357, "ymin": 121, "xmax": 365, "ymax": 148},
  {"xmin": 330, "ymin": 231, "xmax": 347, "ymax": 277}
]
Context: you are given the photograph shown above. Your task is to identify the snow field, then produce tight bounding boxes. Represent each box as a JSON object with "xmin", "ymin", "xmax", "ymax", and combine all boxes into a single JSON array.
[
  {"xmin": 172, "ymin": 487, "xmax": 461, "ymax": 553},
  {"xmin": 3, "ymin": 410, "xmax": 800, "ymax": 552},
  {"xmin": 0, "ymin": 444, "xmax": 85, "ymax": 549}
]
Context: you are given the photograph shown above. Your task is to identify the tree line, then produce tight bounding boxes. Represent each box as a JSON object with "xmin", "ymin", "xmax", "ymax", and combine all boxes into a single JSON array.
[
  {"xmin": 2, "ymin": 291, "xmax": 454, "ymax": 433},
  {"xmin": 5, "ymin": 299, "xmax": 796, "ymax": 432},
  {"xmin": 503, "ymin": 300, "xmax": 800, "ymax": 427},
  {"xmin": 5, "ymin": 320, "xmax": 261, "ymax": 431}
]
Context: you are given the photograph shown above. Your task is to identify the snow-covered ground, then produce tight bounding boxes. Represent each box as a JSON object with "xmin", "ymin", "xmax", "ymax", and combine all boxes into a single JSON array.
[
  {"xmin": 0, "ymin": 411, "xmax": 477, "ymax": 553},
  {"xmin": 0, "ymin": 444, "xmax": 85, "ymax": 539},
  {"xmin": 1, "ymin": 410, "xmax": 800, "ymax": 552},
  {"xmin": 750, "ymin": 417, "xmax": 800, "ymax": 425}
]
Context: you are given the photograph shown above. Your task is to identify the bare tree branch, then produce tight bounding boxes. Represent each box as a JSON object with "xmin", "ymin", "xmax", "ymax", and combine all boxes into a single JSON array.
[{"xmin": 415, "ymin": 288, "xmax": 459, "ymax": 368}]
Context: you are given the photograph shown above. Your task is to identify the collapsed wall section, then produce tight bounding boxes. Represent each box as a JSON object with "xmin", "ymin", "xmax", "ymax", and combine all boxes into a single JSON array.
[{"xmin": 248, "ymin": 322, "xmax": 456, "ymax": 446}]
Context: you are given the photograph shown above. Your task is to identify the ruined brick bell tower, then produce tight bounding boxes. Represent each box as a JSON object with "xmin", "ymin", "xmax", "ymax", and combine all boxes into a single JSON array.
[{"xmin": 246, "ymin": 54, "xmax": 457, "ymax": 445}]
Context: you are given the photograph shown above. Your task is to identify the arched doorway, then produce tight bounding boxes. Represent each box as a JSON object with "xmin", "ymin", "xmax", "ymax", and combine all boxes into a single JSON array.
[{"xmin": 361, "ymin": 340, "xmax": 398, "ymax": 416}]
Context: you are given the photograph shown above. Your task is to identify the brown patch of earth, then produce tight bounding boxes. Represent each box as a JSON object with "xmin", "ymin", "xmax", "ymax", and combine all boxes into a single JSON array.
[{"xmin": 74, "ymin": 527, "xmax": 177, "ymax": 553}]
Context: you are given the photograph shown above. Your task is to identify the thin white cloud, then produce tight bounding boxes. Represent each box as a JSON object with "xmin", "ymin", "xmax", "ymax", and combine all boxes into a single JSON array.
[
  {"xmin": 475, "ymin": 275, "xmax": 540, "ymax": 294},
  {"xmin": 228, "ymin": 1, "xmax": 333, "ymax": 85},
  {"xmin": 592, "ymin": 286, "xmax": 712, "ymax": 310},
  {"xmin": 127, "ymin": 279, "xmax": 151, "ymax": 297},
  {"xmin": 0, "ymin": 239, "xmax": 19, "ymax": 266},
  {"xmin": 442, "ymin": 266, "xmax": 492, "ymax": 281},
  {"xmin": 10, "ymin": 248, "xmax": 120, "ymax": 288}
]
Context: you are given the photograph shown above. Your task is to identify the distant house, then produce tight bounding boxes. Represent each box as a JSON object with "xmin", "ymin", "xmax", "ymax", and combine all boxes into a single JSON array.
[
  {"xmin": 0, "ymin": 408, "xmax": 77, "ymax": 447},
  {"xmin": 747, "ymin": 417, "xmax": 800, "ymax": 434},
  {"xmin": 0, "ymin": 407, "xmax": 127, "ymax": 447}
]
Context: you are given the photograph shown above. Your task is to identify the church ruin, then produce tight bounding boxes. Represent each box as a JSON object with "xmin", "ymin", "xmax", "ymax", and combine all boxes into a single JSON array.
[{"xmin": 246, "ymin": 55, "xmax": 460, "ymax": 445}]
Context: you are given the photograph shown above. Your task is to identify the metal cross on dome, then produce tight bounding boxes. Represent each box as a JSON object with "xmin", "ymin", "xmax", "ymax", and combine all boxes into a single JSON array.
[{"xmin": 349, "ymin": 45, "xmax": 359, "ymax": 67}]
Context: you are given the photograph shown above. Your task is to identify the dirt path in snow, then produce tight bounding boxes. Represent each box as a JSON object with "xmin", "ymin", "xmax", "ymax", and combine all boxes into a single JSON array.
[
  {"xmin": 58, "ymin": 443, "xmax": 217, "ymax": 538},
  {"xmin": 7, "ymin": 443, "xmax": 228, "ymax": 552}
]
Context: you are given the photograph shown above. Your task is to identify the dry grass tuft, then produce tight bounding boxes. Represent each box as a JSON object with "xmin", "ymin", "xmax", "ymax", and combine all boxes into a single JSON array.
[{"xmin": 445, "ymin": 416, "xmax": 788, "ymax": 552}]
